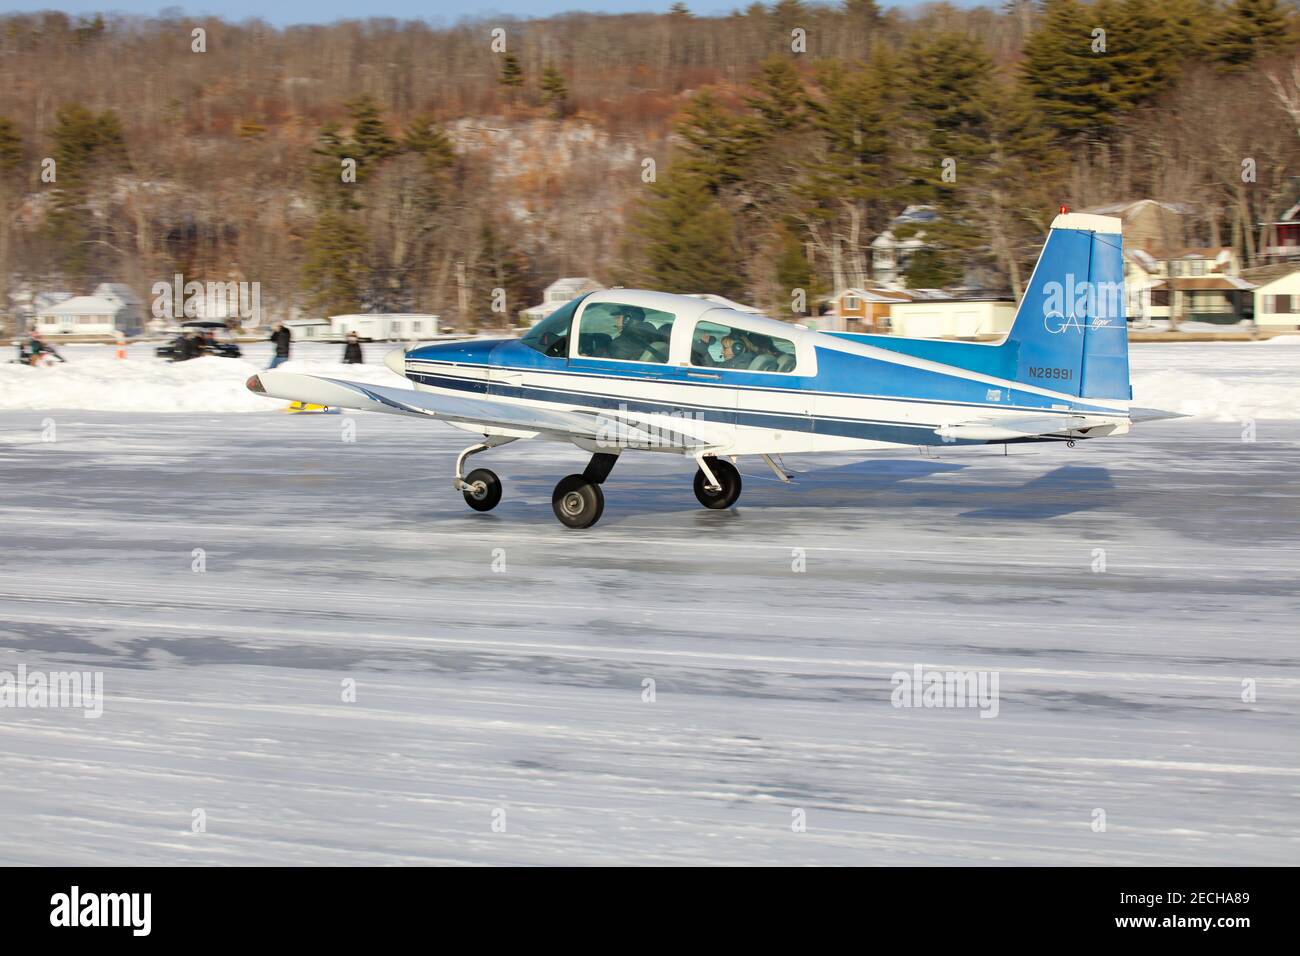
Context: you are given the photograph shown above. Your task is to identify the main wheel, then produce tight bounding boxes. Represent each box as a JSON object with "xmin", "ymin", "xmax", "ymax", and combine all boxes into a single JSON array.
[
  {"xmin": 693, "ymin": 458, "xmax": 742, "ymax": 509},
  {"xmin": 462, "ymin": 468, "xmax": 502, "ymax": 512},
  {"xmin": 552, "ymin": 474, "xmax": 605, "ymax": 529}
]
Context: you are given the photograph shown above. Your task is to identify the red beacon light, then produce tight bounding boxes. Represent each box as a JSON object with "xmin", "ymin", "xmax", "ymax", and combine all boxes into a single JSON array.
[{"xmin": 1059, "ymin": 204, "xmax": 1069, "ymax": 215}]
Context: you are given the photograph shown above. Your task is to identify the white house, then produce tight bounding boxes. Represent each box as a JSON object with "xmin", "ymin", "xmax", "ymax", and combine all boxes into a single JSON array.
[
  {"xmin": 9, "ymin": 291, "xmax": 71, "ymax": 334},
  {"xmin": 1124, "ymin": 247, "xmax": 1170, "ymax": 324},
  {"xmin": 284, "ymin": 318, "xmax": 333, "ymax": 341},
  {"xmin": 329, "ymin": 313, "xmax": 440, "ymax": 341},
  {"xmin": 36, "ymin": 293, "xmax": 142, "ymax": 336},
  {"xmin": 520, "ymin": 277, "xmax": 603, "ymax": 325},
  {"xmin": 885, "ymin": 298, "xmax": 1016, "ymax": 339},
  {"xmin": 1250, "ymin": 268, "xmax": 1300, "ymax": 330}
]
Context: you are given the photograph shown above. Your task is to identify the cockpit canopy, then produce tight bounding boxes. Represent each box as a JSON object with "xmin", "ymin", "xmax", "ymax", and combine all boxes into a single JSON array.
[{"xmin": 519, "ymin": 290, "xmax": 809, "ymax": 375}]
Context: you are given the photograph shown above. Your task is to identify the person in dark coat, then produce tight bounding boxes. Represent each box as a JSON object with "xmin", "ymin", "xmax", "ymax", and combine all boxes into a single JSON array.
[
  {"xmin": 342, "ymin": 332, "xmax": 363, "ymax": 364},
  {"xmin": 172, "ymin": 329, "xmax": 201, "ymax": 362},
  {"xmin": 27, "ymin": 329, "xmax": 66, "ymax": 364},
  {"xmin": 268, "ymin": 322, "xmax": 292, "ymax": 369}
]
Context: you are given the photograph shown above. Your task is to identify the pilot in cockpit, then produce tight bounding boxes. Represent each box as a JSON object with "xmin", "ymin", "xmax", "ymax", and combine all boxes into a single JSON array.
[{"xmin": 608, "ymin": 305, "xmax": 655, "ymax": 360}]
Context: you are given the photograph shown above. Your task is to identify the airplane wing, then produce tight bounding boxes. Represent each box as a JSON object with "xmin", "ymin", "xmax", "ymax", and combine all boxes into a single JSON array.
[
  {"xmin": 247, "ymin": 370, "xmax": 714, "ymax": 449},
  {"xmin": 934, "ymin": 414, "xmax": 1128, "ymax": 442}
]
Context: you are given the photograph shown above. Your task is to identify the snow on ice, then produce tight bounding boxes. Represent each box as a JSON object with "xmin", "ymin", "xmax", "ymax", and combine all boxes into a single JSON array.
[{"xmin": 2, "ymin": 338, "xmax": 1297, "ymax": 422}]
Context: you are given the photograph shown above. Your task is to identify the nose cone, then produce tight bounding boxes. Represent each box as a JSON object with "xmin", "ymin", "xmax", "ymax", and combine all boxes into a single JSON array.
[
  {"xmin": 383, "ymin": 347, "xmax": 407, "ymax": 376},
  {"xmin": 379, "ymin": 343, "xmax": 405, "ymax": 374}
]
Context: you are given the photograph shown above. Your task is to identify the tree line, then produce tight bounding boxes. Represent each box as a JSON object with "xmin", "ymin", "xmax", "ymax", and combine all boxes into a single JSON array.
[{"xmin": 0, "ymin": 0, "xmax": 1296, "ymax": 328}]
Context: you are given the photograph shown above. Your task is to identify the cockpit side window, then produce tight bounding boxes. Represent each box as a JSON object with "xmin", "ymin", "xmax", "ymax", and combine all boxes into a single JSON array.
[
  {"xmin": 575, "ymin": 303, "xmax": 676, "ymax": 364},
  {"xmin": 520, "ymin": 295, "xmax": 585, "ymax": 357},
  {"xmin": 691, "ymin": 319, "xmax": 798, "ymax": 373}
]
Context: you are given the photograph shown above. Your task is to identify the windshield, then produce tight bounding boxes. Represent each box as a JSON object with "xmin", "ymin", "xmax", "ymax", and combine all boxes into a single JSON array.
[{"xmin": 520, "ymin": 295, "xmax": 586, "ymax": 357}]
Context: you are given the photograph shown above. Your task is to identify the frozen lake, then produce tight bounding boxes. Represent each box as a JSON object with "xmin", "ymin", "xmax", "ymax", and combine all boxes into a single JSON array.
[{"xmin": 0, "ymin": 341, "xmax": 1297, "ymax": 864}]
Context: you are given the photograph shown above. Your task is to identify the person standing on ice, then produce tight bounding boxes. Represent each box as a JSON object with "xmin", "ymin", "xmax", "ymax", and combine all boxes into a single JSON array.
[
  {"xmin": 267, "ymin": 321, "xmax": 292, "ymax": 369},
  {"xmin": 342, "ymin": 331, "xmax": 363, "ymax": 364}
]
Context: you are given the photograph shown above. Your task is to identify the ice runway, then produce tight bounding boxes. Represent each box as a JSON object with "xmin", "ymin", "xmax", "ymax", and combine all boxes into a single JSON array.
[{"xmin": 1, "ymin": 378, "xmax": 1298, "ymax": 863}]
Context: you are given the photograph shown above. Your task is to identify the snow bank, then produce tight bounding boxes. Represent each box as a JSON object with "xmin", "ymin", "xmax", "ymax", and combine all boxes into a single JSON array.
[
  {"xmin": 0, "ymin": 348, "xmax": 410, "ymax": 413},
  {"xmin": 1131, "ymin": 369, "xmax": 1300, "ymax": 421}
]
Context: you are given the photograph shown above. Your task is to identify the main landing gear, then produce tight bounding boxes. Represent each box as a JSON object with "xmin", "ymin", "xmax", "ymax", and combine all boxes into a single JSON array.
[
  {"xmin": 454, "ymin": 443, "xmax": 746, "ymax": 528},
  {"xmin": 552, "ymin": 452, "xmax": 618, "ymax": 529}
]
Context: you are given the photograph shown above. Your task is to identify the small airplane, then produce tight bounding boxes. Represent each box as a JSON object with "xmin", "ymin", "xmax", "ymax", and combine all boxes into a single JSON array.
[{"xmin": 248, "ymin": 211, "xmax": 1162, "ymax": 528}]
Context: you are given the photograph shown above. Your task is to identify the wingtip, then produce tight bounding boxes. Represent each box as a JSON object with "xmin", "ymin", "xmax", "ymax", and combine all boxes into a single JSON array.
[{"xmin": 246, "ymin": 374, "xmax": 266, "ymax": 395}]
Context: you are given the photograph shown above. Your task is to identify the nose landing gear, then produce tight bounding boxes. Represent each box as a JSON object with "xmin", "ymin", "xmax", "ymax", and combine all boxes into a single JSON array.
[
  {"xmin": 693, "ymin": 456, "xmax": 742, "ymax": 510},
  {"xmin": 454, "ymin": 437, "xmax": 517, "ymax": 513},
  {"xmin": 462, "ymin": 468, "xmax": 502, "ymax": 511}
]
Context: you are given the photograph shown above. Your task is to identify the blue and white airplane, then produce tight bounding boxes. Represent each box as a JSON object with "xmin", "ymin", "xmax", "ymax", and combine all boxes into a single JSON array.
[{"xmin": 249, "ymin": 211, "xmax": 1157, "ymax": 528}]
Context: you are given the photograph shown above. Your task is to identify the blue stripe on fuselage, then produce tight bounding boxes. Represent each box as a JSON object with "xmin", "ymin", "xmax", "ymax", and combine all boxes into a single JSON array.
[
  {"xmin": 401, "ymin": 367, "xmax": 1122, "ymax": 447},
  {"xmin": 405, "ymin": 367, "xmax": 952, "ymax": 444}
]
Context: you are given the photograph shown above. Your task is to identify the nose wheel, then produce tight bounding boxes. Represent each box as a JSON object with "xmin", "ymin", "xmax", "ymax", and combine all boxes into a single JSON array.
[
  {"xmin": 454, "ymin": 437, "xmax": 516, "ymax": 515},
  {"xmin": 693, "ymin": 457, "xmax": 742, "ymax": 509},
  {"xmin": 462, "ymin": 468, "xmax": 502, "ymax": 511}
]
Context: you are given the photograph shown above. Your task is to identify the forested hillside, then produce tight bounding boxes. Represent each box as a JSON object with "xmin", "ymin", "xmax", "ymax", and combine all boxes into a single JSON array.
[{"xmin": 0, "ymin": 0, "xmax": 1296, "ymax": 326}]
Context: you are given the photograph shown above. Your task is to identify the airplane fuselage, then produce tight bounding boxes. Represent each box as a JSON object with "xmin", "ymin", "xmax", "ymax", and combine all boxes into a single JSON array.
[
  {"xmin": 400, "ymin": 291, "xmax": 1131, "ymax": 457},
  {"xmin": 253, "ymin": 213, "xmax": 1143, "ymax": 527}
]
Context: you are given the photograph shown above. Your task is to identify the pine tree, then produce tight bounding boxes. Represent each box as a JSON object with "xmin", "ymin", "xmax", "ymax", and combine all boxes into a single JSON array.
[
  {"xmin": 737, "ymin": 57, "xmax": 812, "ymax": 232},
  {"xmin": 303, "ymin": 207, "xmax": 366, "ymax": 315},
  {"xmin": 980, "ymin": 88, "xmax": 1064, "ymax": 297},
  {"xmin": 902, "ymin": 248, "xmax": 962, "ymax": 288},
  {"xmin": 1019, "ymin": 0, "xmax": 1131, "ymax": 141},
  {"xmin": 345, "ymin": 95, "xmax": 398, "ymax": 174},
  {"xmin": 800, "ymin": 59, "xmax": 893, "ymax": 289},
  {"xmin": 632, "ymin": 174, "xmax": 746, "ymax": 298},
  {"xmin": 303, "ymin": 99, "xmax": 401, "ymax": 314},
  {"xmin": 1215, "ymin": 0, "xmax": 1288, "ymax": 69},
  {"xmin": 902, "ymin": 33, "xmax": 999, "ymax": 281},
  {"xmin": 403, "ymin": 116, "xmax": 456, "ymax": 180},
  {"xmin": 46, "ymin": 104, "xmax": 130, "ymax": 278},
  {"xmin": 474, "ymin": 221, "xmax": 530, "ymax": 332},
  {"xmin": 540, "ymin": 65, "xmax": 569, "ymax": 118},
  {"xmin": 673, "ymin": 90, "xmax": 753, "ymax": 193},
  {"xmin": 773, "ymin": 223, "xmax": 822, "ymax": 311},
  {"xmin": 743, "ymin": 57, "xmax": 807, "ymax": 139},
  {"xmin": 499, "ymin": 54, "xmax": 524, "ymax": 92},
  {"xmin": 0, "ymin": 117, "xmax": 23, "ymax": 330}
]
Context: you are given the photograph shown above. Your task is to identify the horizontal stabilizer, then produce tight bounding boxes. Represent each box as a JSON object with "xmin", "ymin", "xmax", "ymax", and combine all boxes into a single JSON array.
[
  {"xmin": 935, "ymin": 414, "xmax": 1125, "ymax": 442},
  {"xmin": 246, "ymin": 371, "xmax": 713, "ymax": 448},
  {"xmin": 1129, "ymin": 406, "xmax": 1186, "ymax": 423}
]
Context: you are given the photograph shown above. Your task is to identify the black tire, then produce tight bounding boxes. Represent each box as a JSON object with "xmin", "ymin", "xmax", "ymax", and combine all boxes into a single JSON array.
[
  {"xmin": 551, "ymin": 474, "xmax": 605, "ymax": 529},
  {"xmin": 462, "ymin": 468, "xmax": 502, "ymax": 512},
  {"xmin": 693, "ymin": 458, "xmax": 742, "ymax": 509}
]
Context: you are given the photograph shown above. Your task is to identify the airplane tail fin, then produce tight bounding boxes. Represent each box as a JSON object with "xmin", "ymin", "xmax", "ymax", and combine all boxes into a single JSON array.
[{"xmin": 1005, "ymin": 213, "xmax": 1130, "ymax": 401}]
